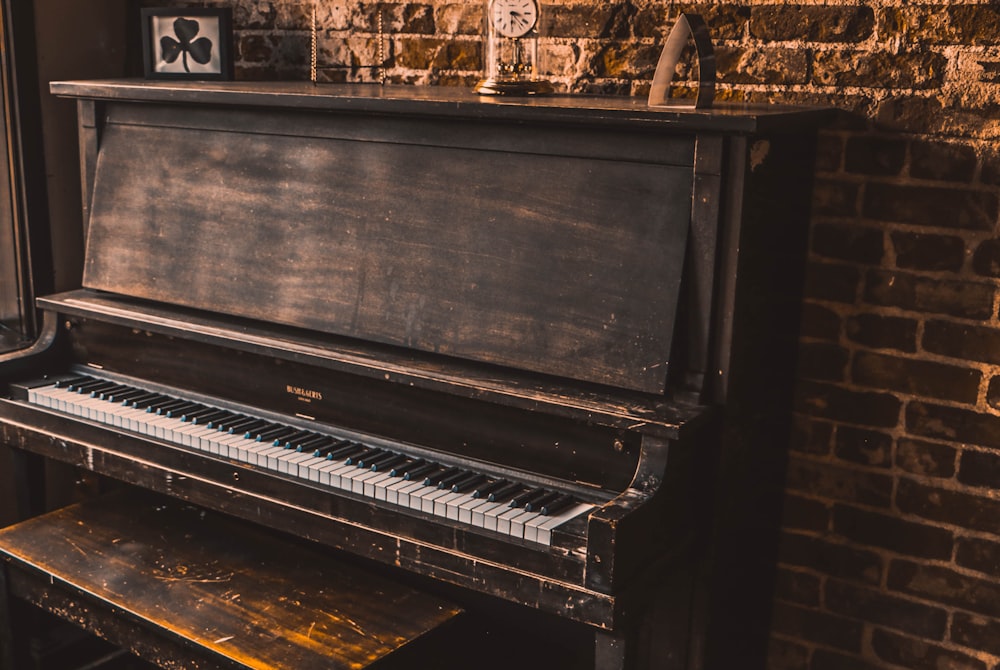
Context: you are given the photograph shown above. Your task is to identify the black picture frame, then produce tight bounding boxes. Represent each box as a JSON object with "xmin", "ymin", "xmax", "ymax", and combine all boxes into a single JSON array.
[{"xmin": 140, "ymin": 8, "xmax": 234, "ymax": 80}]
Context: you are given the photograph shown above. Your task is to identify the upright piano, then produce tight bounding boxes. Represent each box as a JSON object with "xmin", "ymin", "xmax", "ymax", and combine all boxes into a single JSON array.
[{"xmin": 0, "ymin": 80, "xmax": 829, "ymax": 669}]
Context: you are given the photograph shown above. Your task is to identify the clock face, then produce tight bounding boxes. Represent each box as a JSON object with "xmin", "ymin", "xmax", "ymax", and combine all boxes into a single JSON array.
[{"xmin": 489, "ymin": 0, "xmax": 539, "ymax": 39}]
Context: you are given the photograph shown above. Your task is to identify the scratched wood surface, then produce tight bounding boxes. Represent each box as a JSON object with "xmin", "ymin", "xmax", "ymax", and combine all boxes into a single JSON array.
[{"xmin": 0, "ymin": 490, "xmax": 462, "ymax": 669}]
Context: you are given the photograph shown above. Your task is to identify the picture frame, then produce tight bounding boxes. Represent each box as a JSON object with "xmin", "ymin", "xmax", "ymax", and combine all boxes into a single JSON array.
[{"xmin": 140, "ymin": 8, "xmax": 234, "ymax": 80}]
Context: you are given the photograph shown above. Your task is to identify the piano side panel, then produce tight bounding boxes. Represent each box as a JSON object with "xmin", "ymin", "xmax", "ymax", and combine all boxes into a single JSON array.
[{"xmin": 81, "ymin": 104, "xmax": 693, "ymax": 394}]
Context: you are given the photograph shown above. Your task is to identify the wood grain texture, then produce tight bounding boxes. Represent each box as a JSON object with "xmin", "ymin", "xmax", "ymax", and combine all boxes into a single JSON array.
[
  {"xmin": 0, "ymin": 490, "xmax": 461, "ymax": 669},
  {"xmin": 82, "ymin": 104, "xmax": 691, "ymax": 394}
]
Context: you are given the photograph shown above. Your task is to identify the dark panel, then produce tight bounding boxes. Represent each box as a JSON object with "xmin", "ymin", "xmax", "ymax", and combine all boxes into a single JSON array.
[{"xmin": 82, "ymin": 110, "xmax": 692, "ymax": 393}]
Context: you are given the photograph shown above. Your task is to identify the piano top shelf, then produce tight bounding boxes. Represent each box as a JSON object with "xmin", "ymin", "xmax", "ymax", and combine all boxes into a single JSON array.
[{"xmin": 50, "ymin": 78, "xmax": 836, "ymax": 134}]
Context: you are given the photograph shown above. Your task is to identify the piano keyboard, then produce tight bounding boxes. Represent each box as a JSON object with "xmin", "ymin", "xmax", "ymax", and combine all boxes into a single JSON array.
[{"xmin": 22, "ymin": 375, "xmax": 594, "ymax": 546}]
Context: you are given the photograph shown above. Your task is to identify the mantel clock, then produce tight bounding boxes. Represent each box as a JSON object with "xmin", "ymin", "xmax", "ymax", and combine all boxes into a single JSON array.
[{"xmin": 475, "ymin": 0, "xmax": 552, "ymax": 95}]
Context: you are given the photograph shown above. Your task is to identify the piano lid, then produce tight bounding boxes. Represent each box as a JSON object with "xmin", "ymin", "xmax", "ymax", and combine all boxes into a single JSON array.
[{"xmin": 71, "ymin": 82, "xmax": 710, "ymax": 395}]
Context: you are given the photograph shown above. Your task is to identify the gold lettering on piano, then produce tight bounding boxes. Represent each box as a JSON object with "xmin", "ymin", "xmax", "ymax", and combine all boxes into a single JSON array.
[{"xmin": 286, "ymin": 385, "xmax": 323, "ymax": 402}]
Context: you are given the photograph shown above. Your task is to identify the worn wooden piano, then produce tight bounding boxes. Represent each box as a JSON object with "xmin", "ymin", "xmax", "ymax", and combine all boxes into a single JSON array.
[{"xmin": 0, "ymin": 80, "xmax": 829, "ymax": 669}]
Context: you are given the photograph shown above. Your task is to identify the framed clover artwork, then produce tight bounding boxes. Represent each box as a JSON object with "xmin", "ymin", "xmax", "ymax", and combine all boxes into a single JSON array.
[{"xmin": 140, "ymin": 8, "xmax": 234, "ymax": 80}]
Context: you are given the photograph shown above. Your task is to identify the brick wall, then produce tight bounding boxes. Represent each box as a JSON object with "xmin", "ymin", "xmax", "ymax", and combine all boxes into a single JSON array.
[{"xmin": 149, "ymin": 1, "xmax": 1000, "ymax": 668}]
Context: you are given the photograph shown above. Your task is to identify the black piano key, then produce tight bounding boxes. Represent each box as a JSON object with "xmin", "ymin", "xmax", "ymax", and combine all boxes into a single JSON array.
[
  {"xmin": 539, "ymin": 493, "xmax": 577, "ymax": 516},
  {"xmin": 389, "ymin": 458, "xmax": 424, "ymax": 478},
  {"xmin": 137, "ymin": 394, "xmax": 174, "ymax": 411},
  {"xmin": 226, "ymin": 418, "xmax": 269, "ymax": 435},
  {"xmin": 251, "ymin": 426, "xmax": 295, "ymax": 442},
  {"xmin": 369, "ymin": 453, "xmax": 407, "ymax": 472},
  {"xmin": 95, "ymin": 384, "xmax": 132, "ymax": 401},
  {"xmin": 204, "ymin": 411, "xmax": 241, "ymax": 429},
  {"xmin": 146, "ymin": 396, "xmax": 184, "ymax": 413},
  {"xmin": 403, "ymin": 462, "xmax": 439, "ymax": 482},
  {"xmin": 303, "ymin": 436, "xmax": 340, "ymax": 455},
  {"xmin": 472, "ymin": 479, "xmax": 509, "ymax": 499},
  {"xmin": 450, "ymin": 473, "xmax": 487, "ymax": 493},
  {"xmin": 241, "ymin": 422, "xmax": 280, "ymax": 439},
  {"xmin": 424, "ymin": 466, "xmax": 462, "ymax": 488},
  {"xmin": 182, "ymin": 408, "xmax": 226, "ymax": 423},
  {"xmin": 126, "ymin": 392, "xmax": 164, "ymax": 409},
  {"xmin": 345, "ymin": 447, "xmax": 383, "ymax": 466},
  {"xmin": 435, "ymin": 469, "xmax": 471, "ymax": 490},
  {"xmin": 358, "ymin": 450, "xmax": 399, "ymax": 469},
  {"xmin": 212, "ymin": 414, "xmax": 250, "ymax": 432},
  {"xmin": 487, "ymin": 482, "xmax": 524, "ymax": 503},
  {"xmin": 292, "ymin": 434, "xmax": 331, "ymax": 452},
  {"xmin": 316, "ymin": 440, "xmax": 360, "ymax": 459},
  {"xmin": 278, "ymin": 430, "xmax": 315, "ymax": 448},
  {"xmin": 76, "ymin": 380, "xmax": 115, "ymax": 395},
  {"xmin": 331, "ymin": 443, "xmax": 369, "ymax": 462},
  {"xmin": 110, "ymin": 388, "xmax": 152, "ymax": 404},
  {"xmin": 510, "ymin": 487, "xmax": 548, "ymax": 509},
  {"xmin": 55, "ymin": 376, "xmax": 93, "ymax": 389},
  {"xmin": 524, "ymin": 490, "xmax": 563, "ymax": 513},
  {"xmin": 161, "ymin": 401, "xmax": 201, "ymax": 418}
]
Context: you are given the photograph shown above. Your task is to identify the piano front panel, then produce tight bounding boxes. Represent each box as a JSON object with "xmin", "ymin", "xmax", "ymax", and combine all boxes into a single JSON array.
[{"xmin": 63, "ymin": 315, "xmax": 644, "ymax": 492}]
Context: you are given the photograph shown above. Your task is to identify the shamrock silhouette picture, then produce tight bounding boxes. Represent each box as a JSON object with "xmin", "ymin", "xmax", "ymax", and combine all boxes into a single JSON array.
[
  {"xmin": 160, "ymin": 17, "xmax": 213, "ymax": 73},
  {"xmin": 142, "ymin": 9, "xmax": 232, "ymax": 79}
]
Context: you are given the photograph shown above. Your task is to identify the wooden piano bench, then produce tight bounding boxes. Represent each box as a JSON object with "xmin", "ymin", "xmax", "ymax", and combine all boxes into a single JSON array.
[{"xmin": 0, "ymin": 489, "xmax": 462, "ymax": 670}]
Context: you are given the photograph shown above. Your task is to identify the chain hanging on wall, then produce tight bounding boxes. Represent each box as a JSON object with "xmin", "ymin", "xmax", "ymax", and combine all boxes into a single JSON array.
[{"xmin": 310, "ymin": 1, "xmax": 387, "ymax": 85}]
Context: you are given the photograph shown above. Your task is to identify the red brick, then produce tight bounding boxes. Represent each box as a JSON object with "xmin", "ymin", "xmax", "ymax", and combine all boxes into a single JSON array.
[
  {"xmin": 795, "ymin": 380, "xmax": 901, "ymax": 428},
  {"xmin": 910, "ymin": 140, "xmax": 977, "ymax": 182},
  {"xmin": 907, "ymin": 402, "xmax": 1000, "ymax": 448},
  {"xmin": 864, "ymin": 271, "xmax": 994, "ymax": 320},
  {"xmin": 897, "ymin": 477, "xmax": 1000, "ymax": 534},
  {"xmin": 834, "ymin": 426, "xmax": 891, "ymax": 468},
  {"xmin": 891, "ymin": 232, "xmax": 965, "ymax": 272},
  {"xmin": 750, "ymin": 5, "xmax": 874, "ymax": 42},
  {"xmin": 785, "ymin": 455, "xmax": 893, "ymax": 508},
  {"xmin": 863, "ymin": 183, "xmax": 998, "ymax": 230},
  {"xmin": 844, "ymin": 136, "xmax": 906, "ymax": 176},
  {"xmin": 952, "ymin": 613, "xmax": 1000, "ymax": 657},
  {"xmin": 957, "ymin": 536, "xmax": 1000, "ymax": 575},
  {"xmin": 870, "ymin": 628, "xmax": 987, "ymax": 670},
  {"xmin": 769, "ymin": 601, "xmax": 863, "ymax": 652},
  {"xmin": 889, "ymin": 559, "xmax": 1000, "ymax": 618},
  {"xmin": 895, "ymin": 439, "xmax": 957, "ymax": 479},
  {"xmin": 812, "ymin": 50, "xmax": 946, "ymax": 89},
  {"xmin": 826, "ymin": 580, "xmax": 948, "ymax": 639},
  {"xmin": 924, "ymin": 320, "xmax": 1000, "ymax": 365},
  {"xmin": 851, "ymin": 351, "xmax": 980, "ymax": 403},
  {"xmin": 845, "ymin": 313, "xmax": 917, "ymax": 353},
  {"xmin": 832, "ymin": 504, "xmax": 953, "ymax": 560}
]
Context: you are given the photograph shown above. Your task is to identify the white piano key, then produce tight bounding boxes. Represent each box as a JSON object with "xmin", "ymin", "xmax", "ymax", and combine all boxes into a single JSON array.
[
  {"xmin": 420, "ymin": 487, "xmax": 452, "ymax": 514},
  {"xmin": 508, "ymin": 509, "xmax": 542, "ymax": 539},
  {"xmin": 364, "ymin": 472, "xmax": 396, "ymax": 499},
  {"xmin": 531, "ymin": 503, "xmax": 594, "ymax": 546},
  {"xmin": 351, "ymin": 468, "xmax": 385, "ymax": 495}
]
